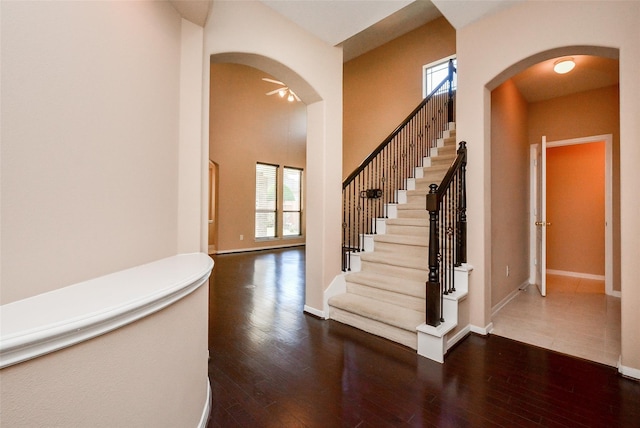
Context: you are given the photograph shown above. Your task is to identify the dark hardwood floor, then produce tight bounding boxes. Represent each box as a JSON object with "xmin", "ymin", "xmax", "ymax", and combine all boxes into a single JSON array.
[{"xmin": 207, "ymin": 247, "xmax": 640, "ymax": 427}]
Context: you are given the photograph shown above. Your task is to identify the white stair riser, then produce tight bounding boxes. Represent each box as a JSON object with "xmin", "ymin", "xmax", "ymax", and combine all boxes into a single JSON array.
[
  {"xmin": 397, "ymin": 190, "xmax": 407, "ymax": 204},
  {"xmin": 345, "ymin": 252, "xmax": 361, "ymax": 272},
  {"xmin": 385, "ymin": 204, "xmax": 398, "ymax": 219},
  {"xmin": 360, "ymin": 234, "xmax": 375, "ymax": 252}
]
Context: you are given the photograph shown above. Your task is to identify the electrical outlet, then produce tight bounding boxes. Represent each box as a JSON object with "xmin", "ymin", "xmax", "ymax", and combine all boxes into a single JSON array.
[{"xmin": 240, "ymin": 234, "xmax": 244, "ymax": 241}]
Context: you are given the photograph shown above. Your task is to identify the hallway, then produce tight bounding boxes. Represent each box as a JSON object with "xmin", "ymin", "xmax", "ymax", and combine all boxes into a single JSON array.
[
  {"xmin": 206, "ymin": 248, "xmax": 638, "ymax": 427},
  {"xmin": 491, "ymin": 274, "xmax": 621, "ymax": 367}
]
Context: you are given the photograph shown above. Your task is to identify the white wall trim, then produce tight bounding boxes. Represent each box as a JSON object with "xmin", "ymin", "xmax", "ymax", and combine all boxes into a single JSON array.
[
  {"xmin": 618, "ymin": 358, "xmax": 640, "ymax": 381},
  {"xmin": 303, "ymin": 305, "xmax": 324, "ymax": 318},
  {"xmin": 0, "ymin": 253, "xmax": 214, "ymax": 369},
  {"xmin": 198, "ymin": 382, "xmax": 212, "ymax": 428},
  {"xmin": 446, "ymin": 324, "xmax": 471, "ymax": 352},
  {"xmin": 491, "ymin": 280, "xmax": 529, "ymax": 317},
  {"xmin": 470, "ymin": 322, "xmax": 493, "ymax": 336},
  {"xmin": 320, "ymin": 273, "xmax": 348, "ymax": 319}
]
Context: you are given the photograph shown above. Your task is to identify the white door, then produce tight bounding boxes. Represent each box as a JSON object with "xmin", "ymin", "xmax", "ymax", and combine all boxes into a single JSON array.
[
  {"xmin": 530, "ymin": 138, "xmax": 548, "ymax": 296},
  {"xmin": 534, "ymin": 136, "xmax": 548, "ymax": 296}
]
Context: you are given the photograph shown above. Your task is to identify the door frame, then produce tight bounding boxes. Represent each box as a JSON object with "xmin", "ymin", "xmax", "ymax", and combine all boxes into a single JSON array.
[{"xmin": 529, "ymin": 134, "xmax": 613, "ymax": 295}]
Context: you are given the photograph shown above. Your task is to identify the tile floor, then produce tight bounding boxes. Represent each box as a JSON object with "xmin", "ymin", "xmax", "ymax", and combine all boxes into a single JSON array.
[{"xmin": 491, "ymin": 274, "xmax": 621, "ymax": 367}]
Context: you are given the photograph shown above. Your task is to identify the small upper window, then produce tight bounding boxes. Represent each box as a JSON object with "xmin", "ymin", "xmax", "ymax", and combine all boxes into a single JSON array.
[{"xmin": 423, "ymin": 55, "xmax": 457, "ymax": 98}]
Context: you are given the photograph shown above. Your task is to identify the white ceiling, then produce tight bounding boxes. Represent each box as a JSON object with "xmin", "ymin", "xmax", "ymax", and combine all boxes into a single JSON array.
[
  {"xmin": 260, "ymin": 0, "xmax": 522, "ymax": 61},
  {"xmin": 256, "ymin": 1, "xmax": 619, "ymax": 101}
]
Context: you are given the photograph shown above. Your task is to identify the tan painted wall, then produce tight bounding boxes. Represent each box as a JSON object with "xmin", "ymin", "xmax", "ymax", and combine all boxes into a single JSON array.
[
  {"xmin": 529, "ymin": 85, "xmax": 620, "ymax": 289},
  {"xmin": 490, "ymin": 79, "xmax": 530, "ymax": 307},
  {"xmin": 0, "ymin": 285, "xmax": 209, "ymax": 427},
  {"xmin": 457, "ymin": 0, "xmax": 639, "ymax": 371},
  {"xmin": 343, "ymin": 17, "xmax": 455, "ymax": 179},
  {"xmin": 1, "ymin": 1, "xmax": 181, "ymax": 304},
  {"xmin": 209, "ymin": 63, "xmax": 306, "ymax": 253},
  {"xmin": 1, "ymin": 2, "xmax": 209, "ymax": 426},
  {"xmin": 547, "ymin": 143, "xmax": 605, "ymax": 276}
]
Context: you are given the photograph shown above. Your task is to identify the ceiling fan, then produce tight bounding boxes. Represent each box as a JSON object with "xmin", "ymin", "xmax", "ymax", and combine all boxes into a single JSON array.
[{"xmin": 262, "ymin": 77, "xmax": 300, "ymax": 102}]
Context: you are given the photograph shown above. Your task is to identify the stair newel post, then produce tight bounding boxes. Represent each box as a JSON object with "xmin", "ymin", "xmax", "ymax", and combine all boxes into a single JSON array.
[
  {"xmin": 456, "ymin": 141, "xmax": 467, "ymax": 265},
  {"xmin": 447, "ymin": 59, "xmax": 455, "ymax": 124},
  {"xmin": 426, "ymin": 184, "xmax": 442, "ymax": 327}
]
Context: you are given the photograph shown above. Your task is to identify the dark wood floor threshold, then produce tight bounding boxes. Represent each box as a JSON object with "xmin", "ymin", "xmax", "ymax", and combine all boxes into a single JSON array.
[{"xmin": 207, "ymin": 248, "xmax": 640, "ymax": 427}]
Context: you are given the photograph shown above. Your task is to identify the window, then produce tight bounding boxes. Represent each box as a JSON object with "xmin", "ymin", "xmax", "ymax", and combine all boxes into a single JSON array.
[
  {"xmin": 255, "ymin": 163, "xmax": 304, "ymax": 239},
  {"xmin": 423, "ymin": 55, "xmax": 457, "ymax": 98},
  {"xmin": 283, "ymin": 167, "xmax": 302, "ymax": 236},
  {"xmin": 255, "ymin": 163, "xmax": 277, "ymax": 238}
]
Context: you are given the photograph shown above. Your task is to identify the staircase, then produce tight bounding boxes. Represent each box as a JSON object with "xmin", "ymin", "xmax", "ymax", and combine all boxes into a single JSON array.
[{"xmin": 329, "ymin": 124, "xmax": 472, "ymax": 361}]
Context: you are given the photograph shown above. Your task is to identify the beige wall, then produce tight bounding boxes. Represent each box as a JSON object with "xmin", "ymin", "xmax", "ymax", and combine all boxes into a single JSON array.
[
  {"xmin": 0, "ymin": 285, "xmax": 209, "ymax": 427},
  {"xmin": 490, "ymin": 79, "xmax": 530, "ymax": 307},
  {"xmin": 343, "ymin": 17, "xmax": 455, "ymax": 179},
  {"xmin": 1, "ymin": 1, "xmax": 181, "ymax": 304},
  {"xmin": 457, "ymin": 0, "xmax": 640, "ymax": 371},
  {"xmin": 547, "ymin": 143, "xmax": 605, "ymax": 276},
  {"xmin": 209, "ymin": 63, "xmax": 306, "ymax": 253},
  {"xmin": 529, "ymin": 85, "xmax": 620, "ymax": 290},
  {"xmin": 1, "ymin": 2, "xmax": 209, "ymax": 426}
]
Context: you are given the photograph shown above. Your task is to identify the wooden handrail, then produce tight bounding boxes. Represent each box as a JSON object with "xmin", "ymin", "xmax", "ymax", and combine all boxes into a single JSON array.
[{"xmin": 343, "ymin": 64, "xmax": 454, "ymax": 188}]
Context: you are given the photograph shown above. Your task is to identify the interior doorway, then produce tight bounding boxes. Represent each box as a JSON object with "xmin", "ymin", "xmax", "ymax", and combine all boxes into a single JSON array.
[{"xmin": 529, "ymin": 134, "xmax": 613, "ymax": 295}]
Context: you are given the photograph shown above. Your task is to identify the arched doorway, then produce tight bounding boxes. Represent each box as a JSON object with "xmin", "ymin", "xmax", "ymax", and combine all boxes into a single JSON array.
[{"xmin": 488, "ymin": 48, "xmax": 621, "ymax": 366}]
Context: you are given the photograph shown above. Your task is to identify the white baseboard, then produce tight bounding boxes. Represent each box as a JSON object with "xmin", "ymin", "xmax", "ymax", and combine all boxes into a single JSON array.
[
  {"xmin": 546, "ymin": 269, "xmax": 605, "ymax": 281},
  {"xmin": 321, "ymin": 273, "xmax": 347, "ymax": 319},
  {"xmin": 618, "ymin": 358, "xmax": 640, "ymax": 381},
  {"xmin": 303, "ymin": 305, "xmax": 324, "ymax": 318},
  {"xmin": 491, "ymin": 280, "xmax": 529, "ymax": 317},
  {"xmin": 470, "ymin": 322, "xmax": 493, "ymax": 336},
  {"xmin": 198, "ymin": 381, "xmax": 212, "ymax": 428},
  {"xmin": 446, "ymin": 324, "xmax": 470, "ymax": 352}
]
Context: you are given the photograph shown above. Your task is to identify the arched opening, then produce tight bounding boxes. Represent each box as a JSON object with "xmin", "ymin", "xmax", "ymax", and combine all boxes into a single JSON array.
[
  {"xmin": 487, "ymin": 46, "xmax": 621, "ymax": 366},
  {"xmin": 209, "ymin": 53, "xmax": 328, "ymax": 318}
]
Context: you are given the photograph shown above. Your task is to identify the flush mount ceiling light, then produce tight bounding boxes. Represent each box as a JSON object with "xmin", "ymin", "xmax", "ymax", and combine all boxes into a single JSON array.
[{"xmin": 553, "ymin": 58, "xmax": 575, "ymax": 74}]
